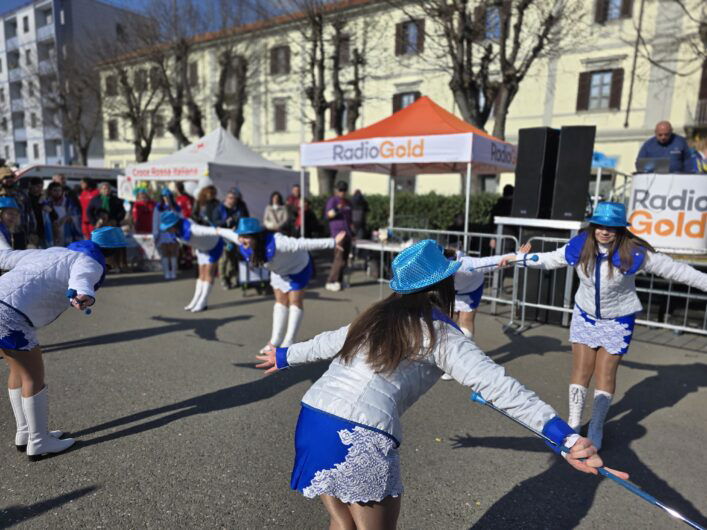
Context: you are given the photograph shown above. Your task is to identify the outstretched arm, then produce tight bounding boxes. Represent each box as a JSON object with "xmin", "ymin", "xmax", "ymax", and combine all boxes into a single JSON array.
[
  {"xmin": 216, "ymin": 227, "xmax": 240, "ymax": 245},
  {"xmin": 511, "ymin": 244, "xmax": 569, "ymax": 270},
  {"xmin": 256, "ymin": 325, "xmax": 350, "ymax": 373},
  {"xmin": 643, "ymin": 252, "xmax": 707, "ymax": 292},
  {"xmin": 273, "ymin": 232, "xmax": 338, "ymax": 253}
]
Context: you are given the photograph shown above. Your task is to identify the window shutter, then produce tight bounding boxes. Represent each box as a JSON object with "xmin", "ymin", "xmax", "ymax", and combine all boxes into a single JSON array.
[
  {"xmin": 699, "ymin": 59, "xmax": 707, "ymax": 100},
  {"xmin": 609, "ymin": 68, "xmax": 624, "ymax": 109},
  {"xmin": 395, "ymin": 23, "xmax": 403, "ymax": 56},
  {"xmin": 392, "ymin": 93, "xmax": 402, "ymax": 113},
  {"xmin": 270, "ymin": 48, "xmax": 277, "ymax": 75},
  {"xmin": 576, "ymin": 71, "xmax": 591, "ymax": 111},
  {"xmin": 415, "ymin": 19, "xmax": 425, "ymax": 53},
  {"xmin": 284, "ymin": 46, "xmax": 291, "ymax": 74},
  {"xmin": 595, "ymin": 0, "xmax": 608, "ymax": 24},
  {"xmin": 472, "ymin": 6, "xmax": 486, "ymax": 40},
  {"xmin": 620, "ymin": 0, "xmax": 633, "ymax": 18}
]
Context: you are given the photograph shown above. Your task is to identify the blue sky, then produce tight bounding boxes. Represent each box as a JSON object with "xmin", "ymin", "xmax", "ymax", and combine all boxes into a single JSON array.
[{"xmin": 0, "ymin": 0, "xmax": 148, "ymax": 17}]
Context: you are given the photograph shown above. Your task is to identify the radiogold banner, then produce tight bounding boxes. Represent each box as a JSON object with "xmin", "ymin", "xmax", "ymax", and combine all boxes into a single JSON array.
[{"xmin": 628, "ymin": 173, "xmax": 707, "ymax": 253}]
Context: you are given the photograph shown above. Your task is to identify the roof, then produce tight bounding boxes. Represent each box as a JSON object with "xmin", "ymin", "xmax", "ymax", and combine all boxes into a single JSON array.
[
  {"xmin": 325, "ymin": 96, "xmax": 505, "ymax": 143},
  {"xmin": 131, "ymin": 127, "xmax": 293, "ymax": 171}
]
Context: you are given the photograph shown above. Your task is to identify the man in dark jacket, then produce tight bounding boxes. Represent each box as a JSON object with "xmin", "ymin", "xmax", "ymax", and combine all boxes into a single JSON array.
[
  {"xmin": 636, "ymin": 121, "xmax": 691, "ymax": 173},
  {"xmin": 87, "ymin": 182, "xmax": 125, "ymax": 227},
  {"xmin": 218, "ymin": 188, "xmax": 249, "ymax": 289}
]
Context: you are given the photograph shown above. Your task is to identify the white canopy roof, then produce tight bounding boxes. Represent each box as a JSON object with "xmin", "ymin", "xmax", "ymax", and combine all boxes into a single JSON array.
[{"xmin": 125, "ymin": 128, "xmax": 300, "ymax": 222}]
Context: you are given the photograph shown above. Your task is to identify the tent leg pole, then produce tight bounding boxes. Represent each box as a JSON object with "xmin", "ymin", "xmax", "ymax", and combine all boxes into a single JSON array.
[
  {"xmin": 300, "ymin": 167, "xmax": 306, "ymax": 238},
  {"xmin": 463, "ymin": 163, "xmax": 472, "ymax": 253},
  {"xmin": 593, "ymin": 167, "xmax": 602, "ymax": 211},
  {"xmin": 388, "ymin": 169, "xmax": 395, "ymax": 230}
]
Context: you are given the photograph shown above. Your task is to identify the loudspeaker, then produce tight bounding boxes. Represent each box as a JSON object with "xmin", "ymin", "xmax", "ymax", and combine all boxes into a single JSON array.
[
  {"xmin": 511, "ymin": 127, "xmax": 560, "ymax": 218},
  {"xmin": 551, "ymin": 126, "xmax": 596, "ymax": 220}
]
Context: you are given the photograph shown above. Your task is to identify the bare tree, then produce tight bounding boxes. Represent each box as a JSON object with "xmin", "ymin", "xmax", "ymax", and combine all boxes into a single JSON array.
[
  {"xmin": 211, "ymin": 0, "xmax": 257, "ymax": 138},
  {"xmin": 393, "ymin": 0, "xmax": 585, "ymax": 139}
]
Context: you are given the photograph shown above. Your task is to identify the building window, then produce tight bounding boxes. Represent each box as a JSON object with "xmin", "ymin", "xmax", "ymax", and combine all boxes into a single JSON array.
[
  {"xmin": 595, "ymin": 0, "xmax": 632, "ymax": 23},
  {"xmin": 273, "ymin": 100, "xmax": 287, "ymax": 132},
  {"xmin": 270, "ymin": 46, "xmax": 290, "ymax": 75},
  {"xmin": 392, "ymin": 91, "xmax": 421, "ymax": 113},
  {"xmin": 105, "ymin": 75, "xmax": 117, "ymax": 96},
  {"xmin": 1, "ymin": 118, "xmax": 7, "ymax": 131},
  {"xmin": 27, "ymin": 81, "xmax": 34, "ymax": 98},
  {"xmin": 338, "ymin": 34, "xmax": 351, "ymax": 65},
  {"xmin": 187, "ymin": 62, "xmax": 197, "ymax": 87},
  {"xmin": 4, "ymin": 146, "xmax": 9, "ymax": 159},
  {"xmin": 576, "ymin": 69, "xmax": 624, "ymax": 111},
  {"xmin": 116, "ymin": 23, "xmax": 126, "ymax": 41},
  {"xmin": 108, "ymin": 119, "xmax": 119, "ymax": 141},
  {"xmin": 149, "ymin": 67, "xmax": 161, "ymax": 91},
  {"xmin": 25, "ymin": 49, "xmax": 32, "ymax": 65},
  {"xmin": 154, "ymin": 114, "xmax": 165, "ymax": 138},
  {"xmin": 0, "ymin": 58, "xmax": 3, "ymax": 73},
  {"xmin": 134, "ymin": 69, "xmax": 148, "ymax": 91},
  {"xmin": 485, "ymin": 7, "xmax": 501, "ymax": 40},
  {"xmin": 60, "ymin": 9, "xmax": 65, "ymax": 25},
  {"xmin": 30, "ymin": 113, "xmax": 37, "ymax": 128},
  {"xmin": 395, "ymin": 19, "xmax": 424, "ymax": 56},
  {"xmin": 32, "ymin": 143, "xmax": 39, "ymax": 159},
  {"xmin": 0, "ymin": 88, "xmax": 4, "ymax": 103},
  {"xmin": 23, "ymin": 16, "xmax": 29, "ymax": 33}
]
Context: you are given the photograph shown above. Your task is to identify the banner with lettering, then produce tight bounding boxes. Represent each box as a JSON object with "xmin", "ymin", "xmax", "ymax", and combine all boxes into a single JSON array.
[{"xmin": 628, "ymin": 173, "xmax": 707, "ymax": 253}]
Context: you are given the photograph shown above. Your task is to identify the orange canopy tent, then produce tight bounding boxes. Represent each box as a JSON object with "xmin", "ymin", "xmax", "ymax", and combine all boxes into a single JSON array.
[{"xmin": 299, "ymin": 96, "xmax": 517, "ymax": 248}]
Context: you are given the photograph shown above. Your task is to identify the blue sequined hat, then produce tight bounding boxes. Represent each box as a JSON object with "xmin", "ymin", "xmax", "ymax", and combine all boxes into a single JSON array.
[
  {"xmin": 159, "ymin": 211, "xmax": 181, "ymax": 231},
  {"xmin": 91, "ymin": 227, "xmax": 127, "ymax": 248},
  {"xmin": 236, "ymin": 217, "xmax": 263, "ymax": 235},
  {"xmin": 160, "ymin": 187, "xmax": 173, "ymax": 197},
  {"xmin": 0, "ymin": 197, "xmax": 19, "ymax": 210},
  {"xmin": 586, "ymin": 201, "xmax": 630, "ymax": 227},
  {"xmin": 389, "ymin": 240, "xmax": 461, "ymax": 294}
]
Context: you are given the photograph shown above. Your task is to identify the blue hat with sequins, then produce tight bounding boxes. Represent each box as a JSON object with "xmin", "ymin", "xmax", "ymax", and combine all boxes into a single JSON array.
[
  {"xmin": 390, "ymin": 240, "xmax": 461, "ymax": 294},
  {"xmin": 159, "ymin": 211, "xmax": 181, "ymax": 231},
  {"xmin": 236, "ymin": 217, "xmax": 263, "ymax": 235},
  {"xmin": 160, "ymin": 187, "xmax": 173, "ymax": 196},
  {"xmin": 586, "ymin": 201, "xmax": 630, "ymax": 227},
  {"xmin": 91, "ymin": 227, "xmax": 126, "ymax": 248},
  {"xmin": 0, "ymin": 197, "xmax": 19, "ymax": 210}
]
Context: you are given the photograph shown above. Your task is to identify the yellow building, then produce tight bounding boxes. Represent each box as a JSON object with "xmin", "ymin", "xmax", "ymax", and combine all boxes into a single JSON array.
[{"xmin": 100, "ymin": 0, "xmax": 707, "ymax": 196}]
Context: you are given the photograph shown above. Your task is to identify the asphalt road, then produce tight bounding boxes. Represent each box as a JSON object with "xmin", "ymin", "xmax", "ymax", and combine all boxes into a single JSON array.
[{"xmin": 1, "ymin": 270, "xmax": 706, "ymax": 529}]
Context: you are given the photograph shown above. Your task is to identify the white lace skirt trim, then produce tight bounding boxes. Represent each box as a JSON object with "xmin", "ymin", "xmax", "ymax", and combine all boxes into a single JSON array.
[
  {"xmin": 302, "ymin": 426, "xmax": 403, "ymax": 503},
  {"xmin": 569, "ymin": 305, "xmax": 633, "ymax": 355},
  {"xmin": 0, "ymin": 305, "xmax": 38, "ymax": 351}
]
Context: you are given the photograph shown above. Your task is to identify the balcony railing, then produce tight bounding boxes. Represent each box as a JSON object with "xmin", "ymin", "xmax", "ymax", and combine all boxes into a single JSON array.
[
  {"xmin": 695, "ymin": 99, "xmax": 707, "ymax": 127},
  {"xmin": 36, "ymin": 24, "xmax": 55, "ymax": 41},
  {"xmin": 5, "ymin": 36, "xmax": 19, "ymax": 50}
]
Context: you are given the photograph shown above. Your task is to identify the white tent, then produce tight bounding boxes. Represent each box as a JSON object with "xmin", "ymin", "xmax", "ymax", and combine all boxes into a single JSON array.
[{"xmin": 124, "ymin": 128, "xmax": 300, "ymax": 221}]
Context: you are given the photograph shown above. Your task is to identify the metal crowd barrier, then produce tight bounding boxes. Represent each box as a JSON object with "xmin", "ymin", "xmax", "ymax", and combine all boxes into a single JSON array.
[{"xmin": 362, "ymin": 229, "xmax": 707, "ymax": 337}]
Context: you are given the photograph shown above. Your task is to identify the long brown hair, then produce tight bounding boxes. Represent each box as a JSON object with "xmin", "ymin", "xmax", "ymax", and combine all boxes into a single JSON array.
[
  {"xmin": 242, "ymin": 231, "xmax": 268, "ymax": 267},
  {"xmin": 336, "ymin": 275, "xmax": 456, "ymax": 374},
  {"xmin": 196, "ymin": 185, "xmax": 217, "ymax": 208},
  {"xmin": 579, "ymin": 224, "xmax": 655, "ymax": 278}
]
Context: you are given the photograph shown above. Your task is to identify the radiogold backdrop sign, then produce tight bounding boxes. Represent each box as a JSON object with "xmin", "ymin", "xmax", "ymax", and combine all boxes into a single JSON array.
[{"xmin": 628, "ymin": 173, "xmax": 707, "ymax": 253}]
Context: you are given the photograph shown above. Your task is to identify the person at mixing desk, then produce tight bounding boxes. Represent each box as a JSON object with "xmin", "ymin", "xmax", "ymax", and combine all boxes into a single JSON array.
[{"xmin": 635, "ymin": 121, "xmax": 691, "ymax": 173}]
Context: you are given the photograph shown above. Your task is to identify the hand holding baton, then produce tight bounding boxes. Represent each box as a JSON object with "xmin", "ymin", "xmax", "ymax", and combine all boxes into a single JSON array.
[
  {"xmin": 66, "ymin": 289, "xmax": 92, "ymax": 315},
  {"xmin": 471, "ymin": 254, "xmax": 539, "ymax": 271},
  {"xmin": 470, "ymin": 392, "xmax": 705, "ymax": 530}
]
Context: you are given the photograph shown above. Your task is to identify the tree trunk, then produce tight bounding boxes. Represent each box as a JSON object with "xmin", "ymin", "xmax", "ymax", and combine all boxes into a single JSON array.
[{"xmin": 491, "ymin": 84, "xmax": 515, "ymax": 140}]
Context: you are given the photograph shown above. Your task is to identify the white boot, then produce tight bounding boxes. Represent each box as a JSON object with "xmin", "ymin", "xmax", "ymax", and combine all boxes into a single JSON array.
[
  {"xmin": 266, "ymin": 303, "xmax": 289, "ymax": 349},
  {"xmin": 185, "ymin": 280, "xmax": 204, "ymax": 310},
  {"xmin": 161, "ymin": 257, "xmax": 170, "ymax": 279},
  {"xmin": 587, "ymin": 390, "xmax": 613, "ymax": 450},
  {"xmin": 9, "ymin": 388, "xmax": 63, "ymax": 451},
  {"xmin": 281, "ymin": 305, "xmax": 304, "ymax": 347},
  {"xmin": 169, "ymin": 257, "xmax": 178, "ymax": 279},
  {"xmin": 22, "ymin": 387, "xmax": 75, "ymax": 460},
  {"xmin": 568, "ymin": 384, "xmax": 588, "ymax": 431},
  {"xmin": 191, "ymin": 281, "xmax": 212, "ymax": 312}
]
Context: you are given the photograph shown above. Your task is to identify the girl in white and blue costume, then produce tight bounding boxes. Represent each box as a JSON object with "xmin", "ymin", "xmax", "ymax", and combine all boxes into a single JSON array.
[
  {"xmin": 217, "ymin": 217, "xmax": 347, "ymax": 351},
  {"xmin": 159, "ymin": 211, "xmax": 224, "ymax": 312},
  {"xmin": 0, "ymin": 227, "xmax": 126, "ymax": 460},
  {"xmin": 255, "ymin": 240, "xmax": 620, "ymax": 528},
  {"xmin": 515, "ymin": 202, "xmax": 707, "ymax": 450}
]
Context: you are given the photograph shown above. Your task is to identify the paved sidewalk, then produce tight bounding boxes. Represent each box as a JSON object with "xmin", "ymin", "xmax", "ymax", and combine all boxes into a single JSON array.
[{"xmin": 1, "ymin": 271, "xmax": 705, "ymax": 528}]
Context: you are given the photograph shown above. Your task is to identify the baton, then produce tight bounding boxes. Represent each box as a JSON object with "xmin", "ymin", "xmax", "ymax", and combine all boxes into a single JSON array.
[
  {"xmin": 470, "ymin": 392, "xmax": 705, "ymax": 530},
  {"xmin": 66, "ymin": 289, "xmax": 92, "ymax": 315},
  {"xmin": 469, "ymin": 254, "xmax": 539, "ymax": 271}
]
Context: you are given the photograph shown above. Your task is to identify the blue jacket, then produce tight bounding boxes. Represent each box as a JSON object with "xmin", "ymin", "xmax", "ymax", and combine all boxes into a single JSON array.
[{"xmin": 636, "ymin": 134, "xmax": 691, "ymax": 173}]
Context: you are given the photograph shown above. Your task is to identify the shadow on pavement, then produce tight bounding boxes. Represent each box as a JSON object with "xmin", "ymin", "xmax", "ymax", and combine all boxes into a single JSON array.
[
  {"xmin": 0, "ymin": 486, "xmax": 98, "ymax": 529},
  {"xmin": 484, "ymin": 329, "xmax": 571, "ymax": 364},
  {"xmin": 451, "ymin": 360, "xmax": 707, "ymax": 529},
  {"xmin": 42, "ymin": 314, "xmax": 252, "ymax": 352},
  {"xmin": 69, "ymin": 362, "xmax": 327, "ymax": 448}
]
